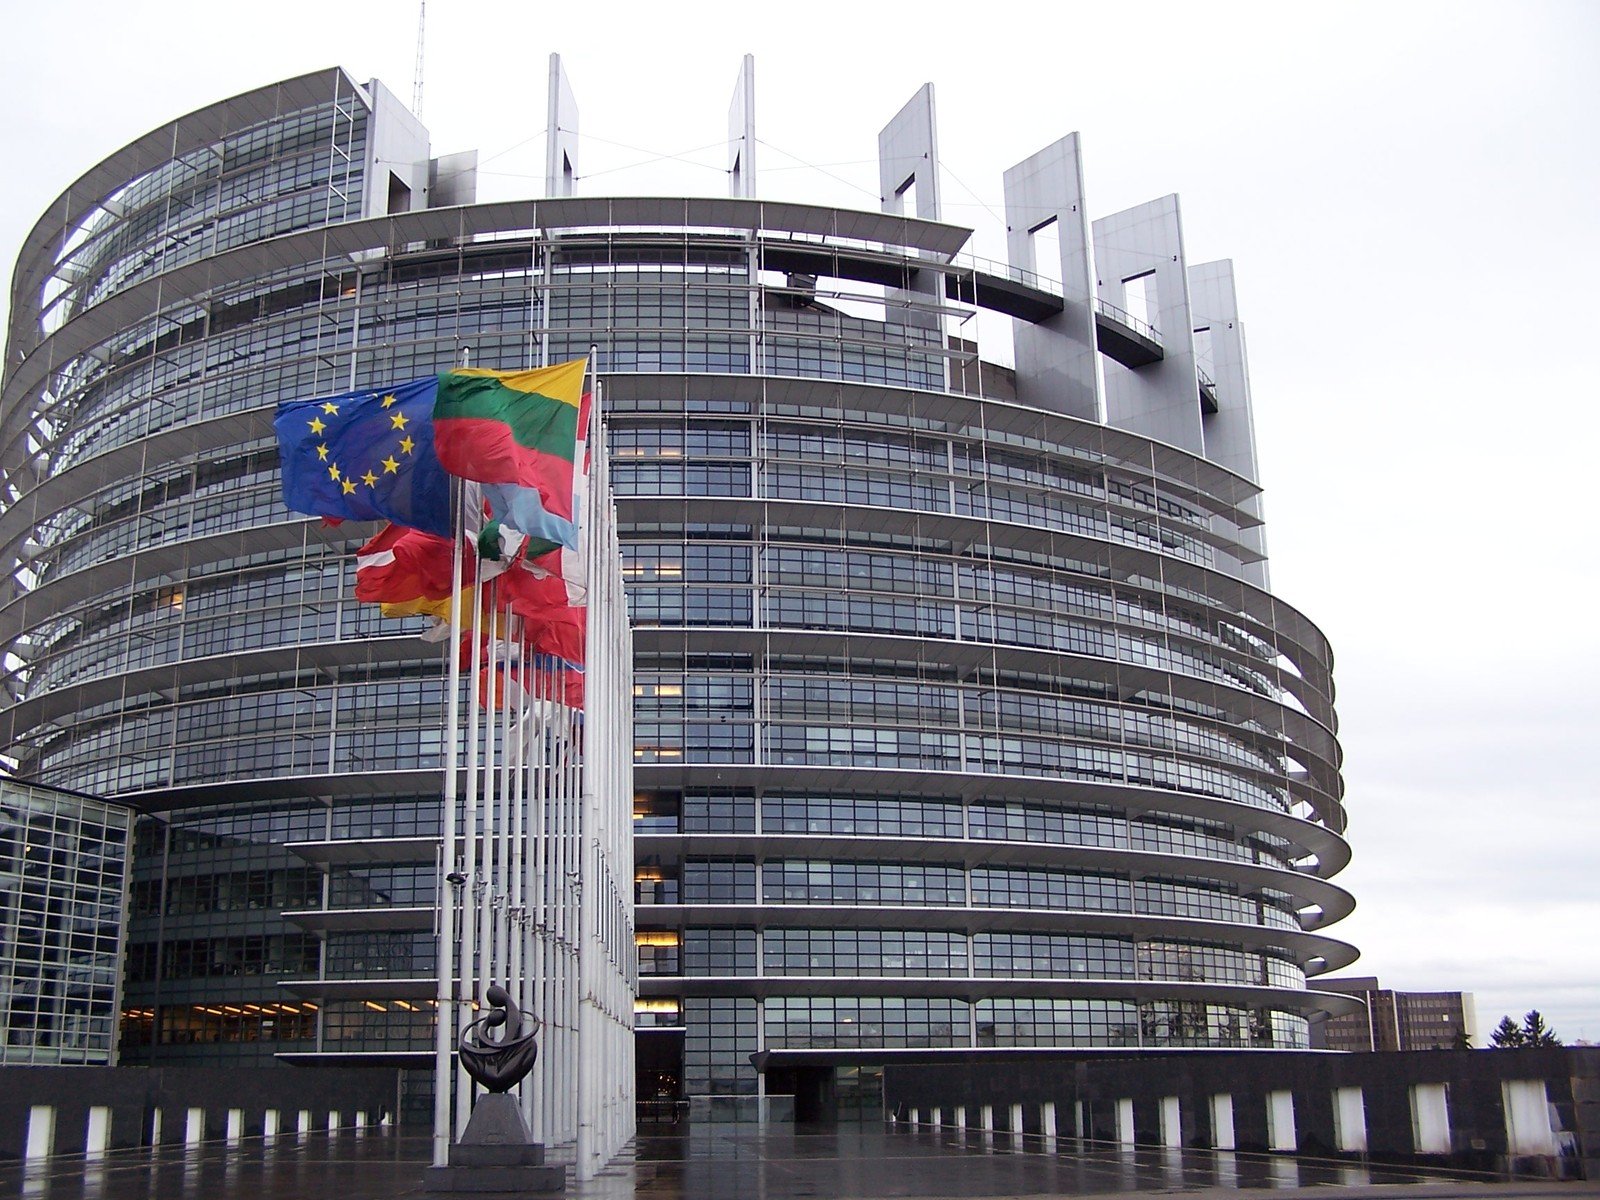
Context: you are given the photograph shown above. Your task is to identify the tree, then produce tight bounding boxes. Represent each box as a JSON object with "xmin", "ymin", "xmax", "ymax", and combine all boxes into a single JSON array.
[
  {"xmin": 1489, "ymin": 1015, "xmax": 1526, "ymax": 1047},
  {"xmin": 1451, "ymin": 1027, "xmax": 1473, "ymax": 1050},
  {"xmin": 1489, "ymin": 1011, "xmax": 1564, "ymax": 1048},
  {"xmin": 1521, "ymin": 1009, "xmax": 1561, "ymax": 1048}
]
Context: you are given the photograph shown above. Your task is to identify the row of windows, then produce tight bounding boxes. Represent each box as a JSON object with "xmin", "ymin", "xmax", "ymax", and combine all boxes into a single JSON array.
[
  {"xmin": 550, "ymin": 286, "xmax": 748, "ymax": 329},
  {"xmin": 625, "ymin": 791, "xmax": 1291, "ymax": 868},
  {"xmin": 618, "ymin": 423, "xmax": 1208, "ymax": 535},
  {"xmin": 130, "ymin": 868, "xmax": 322, "ymax": 917},
  {"xmin": 323, "ymin": 931, "xmax": 435, "ymax": 978},
  {"xmin": 759, "ymin": 997, "xmax": 1310, "ymax": 1050},
  {"xmin": 38, "ymin": 677, "xmax": 456, "ymax": 785},
  {"xmin": 761, "ymin": 338, "xmax": 942, "ymax": 391},
  {"xmin": 125, "ymin": 934, "xmax": 321, "ymax": 982},
  {"xmin": 119, "ymin": 1004, "xmax": 318, "ymax": 1049},
  {"xmin": 134, "ymin": 804, "xmax": 328, "ymax": 858},
  {"xmin": 642, "ymin": 858, "xmax": 1297, "ymax": 924},
  {"xmin": 612, "ymin": 462, "xmax": 1217, "ymax": 566},
  {"xmin": 40, "ymin": 698, "xmax": 1288, "ymax": 821},
  {"xmin": 630, "ymin": 721, "xmax": 1288, "ymax": 814},
  {"xmin": 637, "ymin": 928, "xmax": 1298, "ymax": 988}
]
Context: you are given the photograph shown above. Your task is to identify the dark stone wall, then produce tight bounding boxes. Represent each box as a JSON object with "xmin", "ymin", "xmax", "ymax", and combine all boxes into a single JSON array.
[
  {"xmin": 0, "ymin": 1065, "xmax": 399, "ymax": 1159},
  {"xmin": 879, "ymin": 1046, "xmax": 1600, "ymax": 1179}
]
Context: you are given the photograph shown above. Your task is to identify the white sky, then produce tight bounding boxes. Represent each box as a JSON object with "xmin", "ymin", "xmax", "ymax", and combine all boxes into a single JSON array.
[{"xmin": 2, "ymin": 0, "xmax": 1596, "ymax": 1043}]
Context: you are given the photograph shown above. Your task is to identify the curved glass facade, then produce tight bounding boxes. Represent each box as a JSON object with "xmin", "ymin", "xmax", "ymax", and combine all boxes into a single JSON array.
[{"xmin": 0, "ymin": 69, "xmax": 1352, "ymax": 1098}]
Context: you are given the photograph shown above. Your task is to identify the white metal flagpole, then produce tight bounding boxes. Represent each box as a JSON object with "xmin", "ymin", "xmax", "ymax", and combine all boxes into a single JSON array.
[
  {"xmin": 575, "ymin": 352, "xmax": 603, "ymax": 1179},
  {"xmin": 457, "ymin": 569, "xmax": 485, "ymax": 1135},
  {"xmin": 479, "ymin": 582, "xmax": 500, "ymax": 1013},
  {"xmin": 432, "ymin": 475, "xmax": 467, "ymax": 1167}
]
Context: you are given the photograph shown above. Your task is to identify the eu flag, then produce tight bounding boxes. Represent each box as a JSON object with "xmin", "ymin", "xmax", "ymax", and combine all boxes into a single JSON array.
[{"xmin": 274, "ymin": 378, "xmax": 451, "ymax": 537}]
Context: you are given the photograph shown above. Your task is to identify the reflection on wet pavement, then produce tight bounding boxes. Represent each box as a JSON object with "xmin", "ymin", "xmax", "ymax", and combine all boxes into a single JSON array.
[{"xmin": 0, "ymin": 1123, "xmax": 1553, "ymax": 1199}]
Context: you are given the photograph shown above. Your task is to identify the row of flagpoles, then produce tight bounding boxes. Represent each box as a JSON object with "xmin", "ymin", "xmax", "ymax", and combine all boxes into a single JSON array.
[
  {"xmin": 273, "ymin": 351, "xmax": 635, "ymax": 1175},
  {"xmin": 433, "ymin": 407, "xmax": 635, "ymax": 1170}
]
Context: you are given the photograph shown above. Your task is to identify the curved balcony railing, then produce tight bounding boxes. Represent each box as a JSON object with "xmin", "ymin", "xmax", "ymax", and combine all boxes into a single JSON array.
[
  {"xmin": 950, "ymin": 251, "xmax": 1062, "ymax": 296},
  {"xmin": 1095, "ymin": 296, "xmax": 1161, "ymax": 346}
]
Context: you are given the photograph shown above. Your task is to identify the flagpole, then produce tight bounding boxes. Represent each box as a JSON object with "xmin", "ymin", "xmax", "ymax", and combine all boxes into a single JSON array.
[
  {"xmin": 458, "ymin": 550, "xmax": 484, "ymax": 1136},
  {"xmin": 433, "ymin": 475, "xmax": 467, "ymax": 1167},
  {"xmin": 505, "ymin": 620, "xmax": 531, "ymax": 1126},
  {"xmin": 528, "ymin": 653, "xmax": 550, "ymax": 1141},
  {"xmin": 478, "ymin": 579, "xmax": 498, "ymax": 1038},
  {"xmin": 575, "ymin": 349, "xmax": 600, "ymax": 1179},
  {"xmin": 504, "ymin": 616, "xmax": 516, "ymax": 1023},
  {"xmin": 496, "ymin": 590, "xmax": 515, "ymax": 1022}
]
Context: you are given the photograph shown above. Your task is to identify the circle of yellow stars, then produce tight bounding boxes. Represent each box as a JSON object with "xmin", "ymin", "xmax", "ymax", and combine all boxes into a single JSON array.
[{"xmin": 308, "ymin": 392, "xmax": 418, "ymax": 495}]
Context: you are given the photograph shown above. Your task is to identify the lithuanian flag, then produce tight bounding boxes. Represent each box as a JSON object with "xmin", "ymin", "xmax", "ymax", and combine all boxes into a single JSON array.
[{"xmin": 432, "ymin": 358, "xmax": 587, "ymax": 520}]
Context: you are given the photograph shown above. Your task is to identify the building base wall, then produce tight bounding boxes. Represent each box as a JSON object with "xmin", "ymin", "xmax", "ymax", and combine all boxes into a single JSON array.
[
  {"xmin": 0, "ymin": 1065, "xmax": 401, "ymax": 1159},
  {"xmin": 874, "ymin": 1047, "xmax": 1599, "ymax": 1179}
]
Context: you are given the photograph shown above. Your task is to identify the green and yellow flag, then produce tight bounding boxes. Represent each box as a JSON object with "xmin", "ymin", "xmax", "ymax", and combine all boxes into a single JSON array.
[{"xmin": 432, "ymin": 358, "xmax": 586, "ymax": 520}]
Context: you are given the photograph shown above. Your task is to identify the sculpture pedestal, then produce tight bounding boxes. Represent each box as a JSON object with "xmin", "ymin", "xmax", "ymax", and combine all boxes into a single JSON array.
[{"xmin": 424, "ymin": 1094, "xmax": 564, "ymax": 1195}]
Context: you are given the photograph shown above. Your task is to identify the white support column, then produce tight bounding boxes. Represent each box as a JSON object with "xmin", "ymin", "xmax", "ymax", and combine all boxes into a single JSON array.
[
  {"xmin": 184, "ymin": 1108, "xmax": 204, "ymax": 1146},
  {"xmin": 297, "ymin": 1110, "xmax": 312, "ymax": 1136},
  {"xmin": 1042, "ymin": 1101, "xmax": 1057, "ymax": 1147},
  {"xmin": 1503, "ymin": 1080, "xmax": 1556, "ymax": 1157},
  {"xmin": 226, "ymin": 1109, "xmax": 242, "ymax": 1143},
  {"xmin": 1266, "ymin": 1091, "xmax": 1296, "ymax": 1152},
  {"xmin": 1115, "ymin": 1098, "xmax": 1136, "ymax": 1146},
  {"xmin": 1333, "ymin": 1087, "xmax": 1367, "ymax": 1152},
  {"xmin": 85, "ymin": 1106, "xmax": 110, "ymax": 1159},
  {"xmin": 24, "ymin": 1105, "xmax": 55, "ymax": 1161},
  {"xmin": 1159, "ymin": 1096, "xmax": 1182, "ymax": 1148},
  {"xmin": 150, "ymin": 1108, "xmax": 163, "ymax": 1146},
  {"xmin": 1410, "ymin": 1083, "xmax": 1451, "ymax": 1155},
  {"xmin": 1009, "ymin": 1102, "xmax": 1024, "ymax": 1143},
  {"xmin": 1210, "ymin": 1094, "xmax": 1234, "ymax": 1150},
  {"xmin": 263, "ymin": 1110, "xmax": 280, "ymax": 1139}
]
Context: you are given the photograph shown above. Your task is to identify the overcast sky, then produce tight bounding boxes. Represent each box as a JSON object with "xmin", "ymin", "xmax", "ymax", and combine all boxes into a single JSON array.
[{"xmin": 2, "ymin": 0, "xmax": 1595, "ymax": 1043}]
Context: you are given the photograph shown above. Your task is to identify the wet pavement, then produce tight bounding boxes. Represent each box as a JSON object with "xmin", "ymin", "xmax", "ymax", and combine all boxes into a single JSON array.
[{"xmin": 2, "ymin": 1125, "xmax": 1592, "ymax": 1199}]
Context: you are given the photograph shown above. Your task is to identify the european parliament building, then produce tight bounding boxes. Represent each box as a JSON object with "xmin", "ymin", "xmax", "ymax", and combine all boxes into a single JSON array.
[{"xmin": 0, "ymin": 63, "xmax": 1355, "ymax": 1114}]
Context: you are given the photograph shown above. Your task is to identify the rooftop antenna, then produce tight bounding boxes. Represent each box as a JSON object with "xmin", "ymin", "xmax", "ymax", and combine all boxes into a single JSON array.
[{"xmin": 412, "ymin": 0, "xmax": 427, "ymax": 118}]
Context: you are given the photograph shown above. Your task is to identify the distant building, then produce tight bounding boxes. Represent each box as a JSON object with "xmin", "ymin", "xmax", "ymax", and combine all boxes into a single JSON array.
[{"xmin": 1314, "ymin": 976, "xmax": 1478, "ymax": 1051}]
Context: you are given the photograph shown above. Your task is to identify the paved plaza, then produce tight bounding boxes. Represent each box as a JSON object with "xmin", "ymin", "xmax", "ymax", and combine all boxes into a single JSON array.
[{"xmin": 2, "ymin": 1127, "xmax": 1594, "ymax": 1200}]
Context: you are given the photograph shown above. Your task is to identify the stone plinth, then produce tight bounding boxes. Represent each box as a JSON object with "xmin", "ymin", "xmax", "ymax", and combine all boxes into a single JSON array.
[{"xmin": 424, "ymin": 1094, "xmax": 564, "ymax": 1195}]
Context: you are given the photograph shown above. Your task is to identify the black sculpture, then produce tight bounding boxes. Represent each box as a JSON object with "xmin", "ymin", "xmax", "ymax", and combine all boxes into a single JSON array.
[
  {"xmin": 426, "ymin": 984, "xmax": 563, "ymax": 1193},
  {"xmin": 459, "ymin": 984, "xmax": 541, "ymax": 1093}
]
